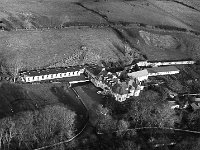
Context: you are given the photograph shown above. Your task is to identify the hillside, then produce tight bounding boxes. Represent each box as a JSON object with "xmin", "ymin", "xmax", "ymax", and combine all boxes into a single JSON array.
[
  {"xmin": 0, "ymin": 0, "xmax": 200, "ymax": 149},
  {"xmin": 81, "ymin": 1, "xmax": 196, "ymax": 30},
  {"xmin": 120, "ymin": 27, "xmax": 200, "ymax": 61},
  {"xmin": 0, "ymin": 27, "xmax": 128, "ymax": 74},
  {"xmin": 173, "ymin": 0, "xmax": 200, "ymax": 11},
  {"xmin": 0, "ymin": 24, "xmax": 200, "ymax": 75},
  {"xmin": 148, "ymin": 0, "xmax": 200, "ymax": 31},
  {"xmin": 0, "ymin": 0, "xmax": 106, "ymax": 30}
]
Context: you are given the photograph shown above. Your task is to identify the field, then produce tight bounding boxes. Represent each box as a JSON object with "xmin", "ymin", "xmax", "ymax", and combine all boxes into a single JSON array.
[
  {"xmin": 1, "ymin": 0, "xmax": 200, "ymax": 32},
  {"xmin": 119, "ymin": 27, "xmax": 200, "ymax": 61},
  {"xmin": 174, "ymin": 0, "xmax": 200, "ymax": 11},
  {"xmin": 0, "ymin": 27, "xmax": 126, "ymax": 74},
  {"xmin": 0, "ymin": 0, "xmax": 106, "ymax": 30},
  {"xmin": 1, "ymin": 0, "xmax": 200, "ymax": 149},
  {"xmin": 82, "ymin": 1, "xmax": 194, "ymax": 30},
  {"xmin": 0, "ymin": 81, "xmax": 88, "ymax": 119},
  {"xmin": 0, "ymin": 25, "xmax": 200, "ymax": 75},
  {"xmin": 149, "ymin": 0, "xmax": 200, "ymax": 31}
]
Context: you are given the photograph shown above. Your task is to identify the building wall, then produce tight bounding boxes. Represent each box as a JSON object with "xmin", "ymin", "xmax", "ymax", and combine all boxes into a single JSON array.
[
  {"xmin": 148, "ymin": 70, "xmax": 179, "ymax": 76},
  {"xmin": 24, "ymin": 70, "xmax": 83, "ymax": 83},
  {"xmin": 137, "ymin": 61, "xmax": 195, "ymax": 67},
  {"xmin": 138, "ymin": 76, "xmax": 148, "ymax": 81}
]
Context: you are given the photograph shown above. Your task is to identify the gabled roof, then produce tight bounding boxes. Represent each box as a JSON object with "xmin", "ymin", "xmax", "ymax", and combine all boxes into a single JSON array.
[
  {"xmin": 98, "ymin": 69, "xmax": 107, "ymax": 76},
  {"xmin": 118, "ymin": 82, "xmax": 129, "ymax": 95},
  {"xmin": 127, "ymin": 69, "xmax": 148, "ymax": 78},
  {"xmin": 85, "ymin": 64, "xmax": 102, "ymax": 76},
  {"xmin": 111, "ymin": 82, "xmax": 128, "ymax": 95},
  {"xmin": 128, "ymin": 79, "xmax": 138, "ymax": 89},
  {"xmin": 147, "ymin": 66, "xmax": 179, "ymax": 74},
  {"xmin": 20, "ymin": 65, "xmax": 84, "ymax": 77}
]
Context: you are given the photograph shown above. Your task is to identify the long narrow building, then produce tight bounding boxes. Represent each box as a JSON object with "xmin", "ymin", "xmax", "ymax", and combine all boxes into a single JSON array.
[
  {"xmin": 19, "ymin": 66, "xmax": 85, "ymax": 82},
  {"xmin": 136, "ymin": 60, "xmax": 195, "ymax": 67}
]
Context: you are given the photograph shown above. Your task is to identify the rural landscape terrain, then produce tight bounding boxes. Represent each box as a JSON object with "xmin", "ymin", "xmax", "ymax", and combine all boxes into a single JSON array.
[{"xmin": 1, "ymin": 0, "xmax": 200, "ymax": 150}]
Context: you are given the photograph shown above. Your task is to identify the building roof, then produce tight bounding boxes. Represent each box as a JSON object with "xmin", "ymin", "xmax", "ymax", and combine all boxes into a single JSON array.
[
  {"xmin": 128, "ymin": 79, "xmax": 138, "ymax": 89},
  {"xmin": 20, "ymin": 65, "xmax": 84, "ymax": 77},
  {"xmin": 98, "ymin": 69, "xmax": 107, "ymax": 76},
  {"xmin": 85, "ymin": 64, "xmax": 102, "ymax": 76},
  {"xmin": 127, "ymin": 69, "xmax": 148, "ymax": 78},
  {"xmin": 67, "ymin": 74, "xmax": 89, "ymax": 82},
  {"xmin": 147, "ymin": 66, "xmax": 179, "ymax": 74},
  {"xmin": 111, "ymin": 81, "xmax": 129, "ymax": 95}
]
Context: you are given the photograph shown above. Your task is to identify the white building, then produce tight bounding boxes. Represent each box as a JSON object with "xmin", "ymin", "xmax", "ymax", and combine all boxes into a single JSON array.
[
  {"xmin": 20, "ymin": 66, "xmax": 85, "ymax": 83},
  {"xmin": 136, "ymin": 60, "xmax": 195, "ymax": 67},
  {"xmin": 127, "ymin": 69, "xmax": 149, "ymax": 82},
  {"xmin": 147, "ymin": 66, "xmax": 180, "ymax": 76}
]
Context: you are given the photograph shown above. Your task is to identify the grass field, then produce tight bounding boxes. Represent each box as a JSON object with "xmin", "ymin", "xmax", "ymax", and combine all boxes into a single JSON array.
[
  {"xmin": 0, "ymin": 27, "xmax": 126, "ymax": 74},
  {"xmin": 174, "ymin": 0, "xmax": 200, "ymax": 11},
  {"xmin": 82, "ymin": 1, "xmax": 194, "ymax": 30},
  {"xmin": 0, "ymin": 0, "xmax": 106, "ymax": 30},
  {"xmin": 1, "ymin": 0, "xmax": 198, "ymax": 31},
  {"xmin": 120, "ymin": 27, "xmax": 200, "ymax": 61},
  {"xmin": 0, "ymin": 25, "xmax": 199, "ymax": 74},
  {"xmin": 149, "ymin": 0, "xmax": 200, "ymax": 32}
]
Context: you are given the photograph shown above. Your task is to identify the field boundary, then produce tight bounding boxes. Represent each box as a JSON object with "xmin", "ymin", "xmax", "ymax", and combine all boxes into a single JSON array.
[{"xmin": 1, "ymin": 21, "xmax": 200, "ymax": 38}]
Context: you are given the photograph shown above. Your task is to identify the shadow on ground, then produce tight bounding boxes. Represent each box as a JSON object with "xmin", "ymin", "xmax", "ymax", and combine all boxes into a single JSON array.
[
  {"xmin": 51, "ymin": 85, "xmax": 88, "ymax": 129},
  {"xmin": 0, "ymin": 82, "xmax": 46, "ymax": 119}
]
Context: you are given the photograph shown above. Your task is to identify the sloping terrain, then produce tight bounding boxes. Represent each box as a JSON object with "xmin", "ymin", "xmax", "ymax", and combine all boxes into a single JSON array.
[
  {"xmin": 148, "ymin": 0, "xmax": 200, "ymax": 31},
  {"xmin": 81, "ymin": 1, "xmax": 195, "ymax": 30},
  {"xmin": 1, "ymin": 0, "xmax": 200, "ymax": 32},
  {"xmin": 0, "ymin": 0, "xmax": 106, "ymax": 30},
  {"xmin": 119, "ymin": 27, "xmax": 200, "ymax": 61},
  {"xmin": 174, "ymin": 0, "xmax": 200, "ymax": 11},
  {"xmin": 0, "ymin": 27, "xmax": 127, "ymax": 74}
]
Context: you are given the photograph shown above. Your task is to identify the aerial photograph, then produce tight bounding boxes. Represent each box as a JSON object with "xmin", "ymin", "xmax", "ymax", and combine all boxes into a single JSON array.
[{"xmin": 1, "ymin": 0, "xmax": 200, "ymax": 149}]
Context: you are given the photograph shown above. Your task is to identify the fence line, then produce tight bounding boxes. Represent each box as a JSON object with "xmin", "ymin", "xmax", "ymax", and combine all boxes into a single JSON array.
[{"xmin": 0, "ymin": 22, "xmax": 200, "ymax": 38}]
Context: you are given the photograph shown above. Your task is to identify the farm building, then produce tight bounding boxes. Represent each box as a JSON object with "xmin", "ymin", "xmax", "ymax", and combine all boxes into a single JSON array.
[
  {"xmin": 19, "ymin": 66, "xmax": 85, "ymax": 82},
  {"xmin": 84, "ymin": 66, "xmax": 143, "ymax": 102},
  {"xmin": 127, "ymin": 69, "xmax": 149, "ymax": 82},
  {"xmin": 127, "ymin": 66, "xmax": 179, "ymax": 82},
  {"xmin": 84, "ymin": 64, "xmax": 102, "ymax": 87},
  {"xmin": 136, "ymin": 60, "xmax": 195, "ymax": 67},
  {"xmin": 147, "ymin": 66, "xmax": 180, "ymax": 76},
  {"xmin": 18, "ymin": 63, "xmax": 181, "ymax": 102}
]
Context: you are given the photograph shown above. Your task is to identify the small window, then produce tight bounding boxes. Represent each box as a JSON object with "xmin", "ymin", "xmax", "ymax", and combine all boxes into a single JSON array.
[
  {"xmin": 42, "ymin": 76, "xmax": 44, "ymax": 79},
  {"xmin": 64, "ymin": 73, "xmax": 66, "ymax": 76},
  {"xmin": 51, "ymin": 74, "xmax": 53, "ymax": 78},
  {"xmin": 28, "ymin": 78, "xmax": 30, "ymax": 81},
  {"xmin": 60, "ymin": 74, "xmax": 62, "ymax": 77}
]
